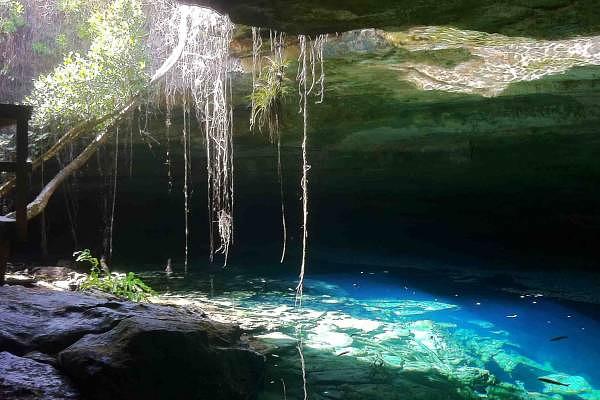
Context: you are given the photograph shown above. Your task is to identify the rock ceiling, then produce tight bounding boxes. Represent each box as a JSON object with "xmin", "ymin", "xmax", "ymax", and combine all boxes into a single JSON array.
[
  {"xmin": 193, "ymin": 0, "xmax": 599, "ymax": 39},
  {"xmin": 190, "ymin": 1, "xmax": 600, "ymax": 148}
]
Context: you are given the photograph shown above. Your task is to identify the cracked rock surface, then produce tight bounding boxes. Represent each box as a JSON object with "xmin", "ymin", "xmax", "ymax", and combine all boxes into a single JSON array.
[{"xmin": 0, "ymin": 351, "xmax": 79, "ymax": 400}]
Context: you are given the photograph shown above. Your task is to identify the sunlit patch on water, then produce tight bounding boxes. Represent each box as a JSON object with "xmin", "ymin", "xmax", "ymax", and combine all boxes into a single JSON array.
[{"xmin": 139, "ymin": 267, "xmax": 600, "ymax": 400}]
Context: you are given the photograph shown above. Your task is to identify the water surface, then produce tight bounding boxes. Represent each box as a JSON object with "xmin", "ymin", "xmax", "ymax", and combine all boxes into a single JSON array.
[{"xmin": 137, "ymin": 263, "xmax": 600, "ymax": 400}]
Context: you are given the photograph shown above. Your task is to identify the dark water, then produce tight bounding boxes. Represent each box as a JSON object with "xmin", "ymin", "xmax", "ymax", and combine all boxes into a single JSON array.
[{"xmin": 132, "ymin": 262, "xmax": 600, "ymax": 400}]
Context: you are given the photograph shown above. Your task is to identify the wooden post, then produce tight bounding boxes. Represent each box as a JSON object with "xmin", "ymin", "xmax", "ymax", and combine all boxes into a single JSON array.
[
  {"xmin": 0, "ymin": 104, "xmax": 32, "ymax": 284},
  {"xmin": 15, "ymin": 116, "xmax": 28, "ymax": 241}
]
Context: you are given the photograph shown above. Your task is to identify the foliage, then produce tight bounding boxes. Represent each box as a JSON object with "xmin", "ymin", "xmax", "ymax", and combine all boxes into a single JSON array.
[
  {"xmin": 75, "ymin": 249, "xmax": 154, "ymax": 302},
  {"xmin": 26, "ymin": 0, "xmax": 148, "ymax": 147},
  {"xmin": 74, "ymin": 248, "xmax": 99, "ymax": 268},
  {"xmin": 0, "ymin": 0, "xmax": 24, "ymax": 35},
  {"xmin": 31, "ymin": 41, "xmax": 53, "ymax": 56},
  {"xmin": 249, "ymin": 56, "xmax": 291, "ymax": 138}
]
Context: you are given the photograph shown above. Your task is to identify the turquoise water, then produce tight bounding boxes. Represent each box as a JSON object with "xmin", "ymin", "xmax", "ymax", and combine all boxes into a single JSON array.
[{"xmin": 139, "ymin": 264, "xmax": 600, "ymax": 400}]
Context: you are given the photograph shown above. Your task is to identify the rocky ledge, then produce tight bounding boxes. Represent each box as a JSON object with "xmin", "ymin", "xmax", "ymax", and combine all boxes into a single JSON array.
[
  {"xmin": 198, "ymin": 0, "xmax": 599, "ymax": 39},
  {"xmin": 0, "ymin": 285, "xmax": 265, "ymax": 400}
]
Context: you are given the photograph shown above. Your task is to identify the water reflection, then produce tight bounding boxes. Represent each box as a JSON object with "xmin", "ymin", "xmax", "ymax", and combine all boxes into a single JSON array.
[{"xmin": 332, "ymin": 27, "xmax": 600, "ymax": 97}]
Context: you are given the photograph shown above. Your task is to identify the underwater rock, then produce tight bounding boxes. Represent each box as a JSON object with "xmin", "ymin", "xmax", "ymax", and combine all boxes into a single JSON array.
[
  {"xmin": 381, "ymin": 354, "xmax": 404, "ymax": 367},
  {"xmin": 485, "ymin": 382, "xmax": 532, "ymax": 400},
  {"xmin": 409, "ymin": 320, "xmax": 438, "ymax": 350},
  {"xmin": 307, "ymin": 324, "xmax": 354, "ymax": 349},
  {"xmin": 0, "ymin": 351, "xmax": 79, "ymax": 400},
  {"xmin": 327, "ymin": 314, "xmax": 381, "ymax": 332},
  {"xmin": 454, "ymin": 328, "xmax": 508, "ymax": 363},
  {"xmin": 451, "ymin": 366, "xmax": 494, "ymax": 387},
  {"xmin": 493, "ymin": 351, "xmax": 553, "ymax": 374},
  {"xmin": 540, "ymin": 374, "xmax": 593, "ymax": 397},
  {"xmin": 255, "ymin": 331, "xmax": 297, "ymax": 345},
  {"xmin": 374, "ymin": 328, "xmax": 411, "ymax": 342},
  {"xmin": 310, "ymin": 367, "xmax": 374, "ymax": 385},
  {"xmin": 467, "ymin": 320, "xmax": 495, "ymax": 329},
  {"xmin": 362, "ymin": 300, "xmax": 457, "ymax": 317}
]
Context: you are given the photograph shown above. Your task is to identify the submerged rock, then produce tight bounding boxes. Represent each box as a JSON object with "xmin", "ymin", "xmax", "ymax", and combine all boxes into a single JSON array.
[
  {"xmin": 493, "ymin": 350, "xmax": 553, "ymax": 374},
  {"xmin": 0, "ymin": 285, "xmax": 266, "ymax": 400},
  {"xmin": 328, "ymin": 315, "xmax": 381, "ymax": 332},
  {"xmin": 307, "ymin": 323, "xmax": 354, "ymax": 350},
  {"xmin": 254, "ymin": 331, "xmax": 297, "ymax": 345},
  {"xmin": 541, "ymin": 374, "xmax": 594, "ymax": 397},
  {"xmin": 0, "ymin": 351, "xmax": 79, "ymax": 400}
]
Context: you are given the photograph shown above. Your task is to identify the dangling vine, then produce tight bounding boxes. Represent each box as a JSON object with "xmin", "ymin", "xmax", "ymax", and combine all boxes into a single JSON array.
[
  {"xmin": 271, "ymin": 32, "xmax": 289, "ymax": 263},
  {"xmin": 165, "ymin": 111, "xmax": 173, "ymax": 193},
  {"xmin": 295, "ymin": 34, "xmax": 327, "ymax": 305},
  {"xmin": 182, "ymin": 97, "xmax": 190, "ymax": 271}
]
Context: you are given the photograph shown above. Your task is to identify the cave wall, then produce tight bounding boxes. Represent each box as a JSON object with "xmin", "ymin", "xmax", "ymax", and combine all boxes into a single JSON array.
[{"xmin": 20, "ymin": 28, "xmax": 600, "ymax": 271}]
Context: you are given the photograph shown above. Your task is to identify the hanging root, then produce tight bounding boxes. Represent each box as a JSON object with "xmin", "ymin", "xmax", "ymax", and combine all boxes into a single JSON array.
[
  {"xmin": 274, "ymin": 31, "xmax": 288, "ymax": 264},
  {"xmin": 295, "ymin": 34, "xmax": 327, "ymax": 306},
  {"xmin": 216, "ymin": 209, "xmax": 232, "ymax": 265},
  {"xmin": 297, "ymin": 342, "xmax": 308, "ymax": 400},
  {"xmin": 278, "ymin": 130, "xmax": 287, "ymax": 263},
  {"xmin": 182, "ymin": 99, "xmax": 190, "ymax": 272},
  {"xmin": 165, "ymin": 111, "xmax": 173, "ymax": 193},
  {"xmin": 153, "ymin": 3, "xmax": 235, "ymax": 267}
]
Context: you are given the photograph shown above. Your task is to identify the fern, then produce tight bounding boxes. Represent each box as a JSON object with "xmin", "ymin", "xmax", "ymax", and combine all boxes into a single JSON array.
[
  {"xmin": 75, "ymin": 249, "xmax": 154, "ymax": 302},
  {"xmin": 249, "ymin": 56, "xmax": 291, "ymax": 141}
]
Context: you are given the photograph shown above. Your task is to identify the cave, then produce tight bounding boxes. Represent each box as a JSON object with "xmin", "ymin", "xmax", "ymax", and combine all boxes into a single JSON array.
[{"xmin": 1, "ymin": 0, "xmax": 600, "ymax": 399}]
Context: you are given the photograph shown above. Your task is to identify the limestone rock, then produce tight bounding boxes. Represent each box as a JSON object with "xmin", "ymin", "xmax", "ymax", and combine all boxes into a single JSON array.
[
  {"xmin": 0, "ymin": 285, "xmax": 126, "ymax": 354},
  {"xmin": 0, "ymin": 351, "xmax": 79, "ymax": 400},
  {"xmin": 0, "ymin": 285, "xmax": 266, "ymax": 400},
  {"xmin": 255, "ymin": 331, "xmax": 297, "ymax": 345},
  {"xmin": 58, "ymin": 316, "xmax": 265, "ymax": 400},
  {"xmin": 198, "ymin": 0, "xmax": 599, "ymax": 39},
  {"xmin": 23, "ymin": 351, "xmax": 58, "ymax": 367}
]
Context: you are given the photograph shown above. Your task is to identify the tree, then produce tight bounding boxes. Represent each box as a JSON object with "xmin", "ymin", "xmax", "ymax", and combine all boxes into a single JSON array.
[{"xmin": 2, "ymin": 0, "xmax": 168, "ymax": 219}]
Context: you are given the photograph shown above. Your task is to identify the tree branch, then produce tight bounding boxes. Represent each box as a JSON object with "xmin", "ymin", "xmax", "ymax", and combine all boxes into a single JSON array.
[{"xmin": 2, "ymin": 5, "xmax": 192, "ymax": 221}]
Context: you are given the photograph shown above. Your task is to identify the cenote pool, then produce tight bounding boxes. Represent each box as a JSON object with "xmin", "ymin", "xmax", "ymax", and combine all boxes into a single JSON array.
[
  {"xmin": 134, "ymin": 264, "xmax": 600, "ymax": 400},
  {"xmin": 5, "ymin": 1, "xmax": 600, "ymax": 399}
]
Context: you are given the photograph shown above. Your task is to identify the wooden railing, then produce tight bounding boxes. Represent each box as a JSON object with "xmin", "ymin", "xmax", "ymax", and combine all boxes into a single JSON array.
[{"xmin": 0, "ymin": 103, "xmax": 32, "ymax": 284}]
